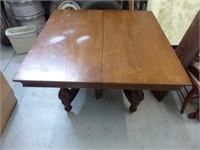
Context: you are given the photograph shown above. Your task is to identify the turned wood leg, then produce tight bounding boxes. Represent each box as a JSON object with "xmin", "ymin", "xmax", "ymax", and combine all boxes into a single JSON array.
[
  {"xmin": 123, "ymin": 90, "xmax": 144, "ymax": 113},
  {"xmin": 58, "ymin": 88, "xmax": 79, "ymax": 112},
  {"xmin": 95, "ymin": 89, "xmax": 103, "ymax": 99}
]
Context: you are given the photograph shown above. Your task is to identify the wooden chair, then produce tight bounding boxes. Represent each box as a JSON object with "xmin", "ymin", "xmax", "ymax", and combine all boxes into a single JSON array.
[
  {"xmin": 174, "ymin": 11, "xmax": 199, "ymax": 69},
  {"xmin": 172, "ymin": 11, "xmax": 199, "ymax": 115},
  {"xmin": 151, "ymin": 10, "xmax": 199, "ymax": 113},
  {"xmin": 188, "ymin": 108, "xmax": 199, "ymax": 121},
  {"xmin": 180, "ymin": 57, "xmax": 200, "ymax": 114}
]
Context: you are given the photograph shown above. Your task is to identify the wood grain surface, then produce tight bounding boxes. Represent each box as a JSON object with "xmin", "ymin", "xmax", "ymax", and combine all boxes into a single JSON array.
[
  {"xmin": 13, "ymin": 10, "xmax": 191, "ymax": 90},
  {"xmin": 13, "ymin": 10, "xmax": 103, "ymax": 88},
  {"xmin": 103, "ymin": 11, "xmax": 191, "ymax": 90}
]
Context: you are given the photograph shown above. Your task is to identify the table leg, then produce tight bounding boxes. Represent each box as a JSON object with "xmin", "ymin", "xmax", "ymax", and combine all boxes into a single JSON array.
[
  {"xmin": 58, "ymin": 88, "xmax": 79, "ymax": 112},
  {"xmin": 95, "ymin": 89, "xmax": 103, "ymax": 99},
  {"xmin": 151, "ymin": 91, "xmax": 168, "ymax": 102},
  {"xmin": 123, "ymin": 90, "xmax": 144, "ymax": 113}
]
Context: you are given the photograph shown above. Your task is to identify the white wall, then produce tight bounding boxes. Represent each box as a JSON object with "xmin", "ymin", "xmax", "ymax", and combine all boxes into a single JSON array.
[{"xmin": 147, "ymin": 0, "xmax": 200, "ymax": 45}]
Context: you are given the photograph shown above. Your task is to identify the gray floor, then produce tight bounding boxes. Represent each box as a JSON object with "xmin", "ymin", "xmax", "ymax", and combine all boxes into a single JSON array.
[{"xmin": 0, "ymin": 44, "xmax": 199, "ymax": 150}]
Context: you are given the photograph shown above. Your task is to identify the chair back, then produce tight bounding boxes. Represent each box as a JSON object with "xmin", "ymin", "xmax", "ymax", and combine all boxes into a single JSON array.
[{"xmin": 175, "ymin": 11, "xmax": 199, "ymax": 69}]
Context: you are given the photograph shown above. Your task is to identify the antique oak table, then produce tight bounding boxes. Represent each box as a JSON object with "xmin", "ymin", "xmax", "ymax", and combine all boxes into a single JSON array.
[{"xmin": 13, "ymin": 10, "xmax": 191, "ymax": 112}]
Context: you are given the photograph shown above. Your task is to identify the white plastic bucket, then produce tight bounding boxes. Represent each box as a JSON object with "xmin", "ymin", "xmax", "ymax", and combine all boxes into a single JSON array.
[{"xmin": 5, "ymin": 25, "xmax": 37, "ymax": 54}]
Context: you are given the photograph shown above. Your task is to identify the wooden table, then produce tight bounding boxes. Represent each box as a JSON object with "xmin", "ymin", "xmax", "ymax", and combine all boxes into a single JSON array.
[{"xmin": 13, "ymin": 10, "xmax": 191, "ymax": 112}]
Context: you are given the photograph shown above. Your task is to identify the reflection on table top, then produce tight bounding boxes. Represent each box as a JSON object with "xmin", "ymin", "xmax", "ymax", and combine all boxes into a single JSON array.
[{"xmin": 13, "ymin": 10, "xmax": 191, "ymax": 90}]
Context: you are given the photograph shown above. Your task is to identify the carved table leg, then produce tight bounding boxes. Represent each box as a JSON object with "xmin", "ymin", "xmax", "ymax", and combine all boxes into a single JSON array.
[
  {"xmin": 58, "ymin": 88, "xmax": 79, "ymax": 112},
  {"xmin": 95, "ymin": 89, "xmax": 103, "ymax": 99},
  {"xmin": 123, "ymin": 90, "xmax": 144, "ymax": 113}
]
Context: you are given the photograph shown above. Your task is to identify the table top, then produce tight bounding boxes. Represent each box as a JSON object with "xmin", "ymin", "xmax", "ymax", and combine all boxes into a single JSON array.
[{"xmin": 13, "ymin": 10, "xmax": 191, "ymax": 90}]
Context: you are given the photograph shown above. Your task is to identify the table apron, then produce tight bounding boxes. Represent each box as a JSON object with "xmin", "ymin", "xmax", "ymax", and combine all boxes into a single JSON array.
[{"xmin": 19, "ymin": 81, "xmax": 183, "ymax": 91}]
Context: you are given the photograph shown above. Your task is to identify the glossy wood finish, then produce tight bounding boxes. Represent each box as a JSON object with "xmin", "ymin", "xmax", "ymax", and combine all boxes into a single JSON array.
[
  {"xmin": 13, "ymin": 10, "xmax": 103, "ymax": 88},
  {"xmin": 103, "ymin": 11, "xmax": 190, "ymax": 90},
  {"xmin": 13, "ymin": 10, "xmax": 191, "ymax": 112}
]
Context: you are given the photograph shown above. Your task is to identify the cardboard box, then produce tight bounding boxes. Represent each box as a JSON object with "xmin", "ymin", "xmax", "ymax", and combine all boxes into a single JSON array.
[{"xmin": 0, "ymin": 72, "xmax": 17, "ymax": 134}]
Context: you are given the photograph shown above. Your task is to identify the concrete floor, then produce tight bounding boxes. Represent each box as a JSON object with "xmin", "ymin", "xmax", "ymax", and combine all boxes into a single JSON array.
[{"xmin": 0, "ymin": 44, "xmax": 199, "ymax": 150}]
